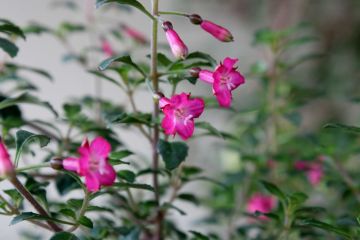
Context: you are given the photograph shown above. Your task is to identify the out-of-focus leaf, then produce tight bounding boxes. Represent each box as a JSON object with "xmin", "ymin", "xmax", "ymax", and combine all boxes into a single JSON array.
[
  {"xmin": 0, "ymin": 93, "xmax": 58, "ymax": 117},
  {"xmin": 324, "ymin": 123, "xmax": 360, "ymax": 134},
  {"xmin": 261, "ymin": 180, "xmax": 287, "ymax": 202},
  {"xmin": 0, "ymin": 37, "xmax": 18, "ymax": 57},
  {"xmin": 50, "ymin": 232, "xmax": 79, "ymax": 240},
  {"xmin": 113, "ymin": 182, "xmax": 154, "ymax": 192},
  {"xmin": 158, "ymin": 140, "xmax": 188, "ymax": 171},
  {"xmin": 0, "ymin": 23, "xmax": 26, "ymax": 39},
  {"xmin": 15, "ymin": 130, "xmax": 50, "ymax": 166},
  {"xmin": 300, "ymin": 219, "xmax": 352, "ymax": 240},
  {"xmin": 96, "ymin": 0, "xmax": 154, "ymax": 20},
  {"xmin": 78, "ymin": 216, "xmax": 93, "ymax": 229},
  {"xmin": 88, "ymin": 70, "xmax": 124, "ymax": 89},
  {"xmin": 117, "ymin": 170, "xmax": 136, "ymax": 183},
  {"xmin": 98, "ymin": 55, "xmax": 146, "ymax": 77}
]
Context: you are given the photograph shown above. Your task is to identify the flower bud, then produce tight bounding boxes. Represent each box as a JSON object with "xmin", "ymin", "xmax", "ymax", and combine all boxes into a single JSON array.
[
  {"xmin": 188, "ymin": 14, "xmax": 203, "ymax": 25},
  {"xmin": 189, "ymin": 67, "xmax": 201, "ymax": 78},
  {"xmin": 100, "ymin": 37, "xmax": 115, "ymax": 57},
  {"xmin": 50, "ymin": 157, "xmax": 63, "ymax": 170},
  {"xmin": 162, "ymin": 21, "xmax": 188, "ymax": 59},
  {"xmin": 200, "ymin": 20, "xmax": 234, "ymax": 42},
  {"xmin": 0, "ymin": 139, "xmax": 15, "ymax": 178}
]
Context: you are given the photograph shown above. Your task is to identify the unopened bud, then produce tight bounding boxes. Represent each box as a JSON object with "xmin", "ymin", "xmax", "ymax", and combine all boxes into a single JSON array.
[
  {"xmin": 189, "ymin": 14, "xmax": 203, "ymax": 25},
  {"xmin": 162, "ymin": 21, "xmax": 173, "ymax": 31},
  {"xmin": 190, "ymin": 67, "xmax": 201, "ymax": 78},
  {"xmin": 50, "ymin": 157, "xmax": 63, "ymax": 170}
]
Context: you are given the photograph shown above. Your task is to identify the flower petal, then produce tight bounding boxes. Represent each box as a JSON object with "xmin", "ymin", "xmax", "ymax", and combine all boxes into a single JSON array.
[
  {"xmin": 199, "ymin": 70, "xmax": 214, "ymax": 84},
  {"xmin": 85, "ymin": 173, "xmax": 101, "ymax": 192},
  {"xmin": 223, "ymin": 57, "xmax": 238, "ymax": 69},
  {"xmin": 161, "ymin": 109, "xmax": 177, "ymax": 136},
  {"xmin": 183, "ymin": 98, "xmax": 205, "ymax": 118},
  {"xmin": 90, "ymin": 137, "xmax": 111, "ymax": 159},
  {"xmin": 159, "ymin": 97, "xmax": 172, "ymax": 109},
  {"xmin": 213, "ymin": 85, "xmax": 232, "ymax": 108},
  {"xmin": 176, "ymin": 119, "xmax": 195, "ymax": 140},
  {"xmin": 63, "ymin": 157, "xmax": 80, "ymax": 173},
  {"xmin": 96, "ymin": 163, "xmax": 116, "ymax": 186},
  {"xmin": 228, "ymin": 71, "xmax": 245, "ymax": 90}
]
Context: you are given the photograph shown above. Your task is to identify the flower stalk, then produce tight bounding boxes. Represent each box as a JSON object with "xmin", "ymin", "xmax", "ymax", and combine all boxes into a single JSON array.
[{"xmin": 150, "ymin": 0, "xmax": 163, "ymax": 239}]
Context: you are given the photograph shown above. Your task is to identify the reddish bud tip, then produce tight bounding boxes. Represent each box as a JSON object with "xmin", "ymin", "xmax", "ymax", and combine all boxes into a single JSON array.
[
  {"xmin": 162, "ymin": 21, "xmax": 174, "ymax": 31},
  {"xmin": 50, "ymin": 157, "xmax": 64, "ymax": 170},
  {"xmin": 190, "ymin": 67, "xmax": 201, "ymax": 78},
  {"xmin": 189, "ymin": 14, "xmax": 203, "ymax": 25}
]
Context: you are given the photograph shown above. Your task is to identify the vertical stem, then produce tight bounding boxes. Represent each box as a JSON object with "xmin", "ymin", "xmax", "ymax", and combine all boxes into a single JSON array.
[
  {"xmin": 9, "ymin": 176, "xmax": 63, "ymax": 232},
  {"xmin": 150, "ymin": 0, "xmax": 162, "ymax": 239}
]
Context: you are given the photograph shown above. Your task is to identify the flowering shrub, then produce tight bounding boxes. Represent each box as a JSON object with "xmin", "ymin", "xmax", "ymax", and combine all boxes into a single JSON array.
[{"xmin": 0, "ymin": 0, "xmax": 359, "ymax": 240}]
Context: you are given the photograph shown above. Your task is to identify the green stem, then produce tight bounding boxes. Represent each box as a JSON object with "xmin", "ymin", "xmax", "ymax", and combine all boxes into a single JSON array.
[
  {"xmin": 66, "ymin": 190, "xmax": 91, "ymax": 232},
  {"xmin": 16, "ymin": 163, "xmax": 50, "ymax": 173},
  {"xmin": 158, "ymin": 11, "xmax": 189, "ymax": 17},
  {"xmin": 151, "ymin": 0, "xmax": 163, "ymax": 239}
]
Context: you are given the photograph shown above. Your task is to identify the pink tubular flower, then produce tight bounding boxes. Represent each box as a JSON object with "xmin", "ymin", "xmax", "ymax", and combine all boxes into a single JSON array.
[
  {"xmin": 159, "ymin": 93, "xmax": 205, "ymax": 140},
  {"xmin": 294, "ymin": 160, "xmax": 323, "ymax": 186},
  {"xmin": 247, "ymin": 193, "xmax": 276, "ymax": 220},
  {"xmin": 121, "ymin": 24, "xmax": 148, "ymax": 45},
  {"xmin": 63, "ymin": 137, "xmax": 116, "ymax": 192},
  {"xmin": 162, "ymin": 21, "xmax": 188, "ymax": 60},
  {"xmin": 101, "ymin": 37, "xmax": 115, "ymax": 57},
  {"xmin": 201, "ymin": 20, "xmax": 234, "ymax": 42},
  {"xmin": 0, "ymin": 139, "xmax": 14, "ymax": 178},
  {"xmin": 188, "ymin": 14, "xmax": 233, "ymax": 42},
  {"xmin": 198, "ymin": 57, "xmax": 245, "ymax": 108}
]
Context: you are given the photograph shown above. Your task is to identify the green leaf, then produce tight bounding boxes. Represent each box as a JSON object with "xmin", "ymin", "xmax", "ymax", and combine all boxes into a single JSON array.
[
  {"xmin": 67, "ymin": 199, "xmax": 83, "ymax": 209},
  {"xmin": 113, "ymin": 182, "xmax": 154, "ymax": 192},
  {"xmin": 0, "ymin": 37, "xmax": 18, "ymax": 57},
  {"xmin": 78, "ymin": 216, "xmax": 93, "ymax": 229},
  {"xmin": 0, "ymin": 93, "xmax": 58, "ymax": 117},
  {"xmin": 15, "ymin": 130, "xmax": 50, "ymax": 166},
  {"xmin": 195, "ymin": 122, "xmax": 223, "ymax": 138},
  {"xmin": 59, "ymin": 208, "xmax": 76, "ymax": 220},
  {"xmin": 23, "ymin": 22, "xmax": 51, "ymax": 35},
  {"xmin": 98, "ymin": 55, "xmax": 146, "ymax": 77},
  {"xmin": 88, "ymin": 70, "xmax": 124, "ymax": 89},
  {"xmin": 111, "ymin": 112, "xmax": 152, "ymax": 125},
  {"xmin": 3, "ymin": 189, "xmax": 23, "ymax": 207},
  {"xmin": 117, "ymin": 170, "xmax": 136, "ymax": 183},
  {"xmin": 5, "ymin": 63, "xmax": 53, "ymax": 81},
  {"xmin": 158, "ymin": 140, "xmax": 189, "ymax": 171},
  {"xmin": 63, "ymin": 103, "xmax": 81, "ymax": 120},
  {"xmin": 96, "ymin": 0, "xmax": 154, "ymax": 20},
  {"xmin": 260, "ymin": 181, "xmax": 287, "ymax": 202},
  {"xmin": 300, "ymin": 219, "xmax": 352, "ymax": 240},
  {"xmin": 55, "ymin": 174, "xmax": 82, "ymax": 195},
  {"xmin": 186, "ymin": 51, "xmax": 217, "ymax": 67},
  {"xmin": 324, "ymin": 123, "xmax": 360, "ymax": 134},
  {"xmin": 109, "ymin": 150, "xmax": 133, "ymax": 160},
  {"xmin": 50, "ymin": 232, "xmax": 79, "ymax": 240},
  {"xmin": 189, "ymin": 231, "xmax": 210, "ymax": 240},
  {"xmin": 10, "ymin": 212, "xmax": 72, "ymax": 226},
  {"xmin": 123, "ymin": 227, "xmax": 140, "ymax": 240},
  {"xmin": 177, "ymin": 193, "xmax": 199, "ymax": 205},
  {"xmin": 0, "ymin": 23, "xmax": 26, "ymax": 39}
]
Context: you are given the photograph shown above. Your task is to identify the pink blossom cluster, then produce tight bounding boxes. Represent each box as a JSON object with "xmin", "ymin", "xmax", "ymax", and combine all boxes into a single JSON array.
[
  {"xmin": 159, "ymin": 15, "xmax": 245, "ymax": 140},
  {"xmin": 294, "ymin": 158, "xmax": 324, "ymax": 186},
  {"xmin": 246, "ymin": 193, "xmax": 276, "ymax": 220}
]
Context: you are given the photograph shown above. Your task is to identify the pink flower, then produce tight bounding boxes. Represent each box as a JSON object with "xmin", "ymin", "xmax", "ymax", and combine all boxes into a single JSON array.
[
  {"xmin": 63, "ymin": 137, "xmax": 116, "ymax": 192},
  {"xmin": 121, "ymin": 24, "xmax": 148, "ymax": 45},
  {"xmin": 0, "ymin": 139, "xmax": 14, "ymax": 177},
  {"xmin": 247, "ymin": 193, "xmax": 276, "ymax": 220},
  {"xmin": 198, "ymin": 57, "xmax": 245, "ymax": 108},
  {"xmin": 101, "ymin": 37, "xmax": 115, "ymax": 57},
  {"xmin": 294, "ymin": 160, "xmax": 323, "ymax": 186},
  {"xmin": 307, "ymin": 163, "xmax": 323, "ymax": 186},
  {"xmin": 159, "ymin": 93, "xmax": 205, "ymax": 140},
  {"xmin": 188, "ymin": 14, "xmax": 233, "ymax": 42},
  {"xmin": 162, "ymin": 21, "xmax": 188, "ymax": 60}
]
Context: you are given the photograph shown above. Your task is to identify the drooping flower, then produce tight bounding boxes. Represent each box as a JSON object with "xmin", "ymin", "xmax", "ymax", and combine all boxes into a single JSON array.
[
  {"xmin": 159, "ymin": 93, "xmax": 204, "ymax": 140},
  {"xmin": 197, "ymin": 57, "xmax": 245, "ymax": 108},
  {"xmin": 100, "ymin": 37, "xmax": 115, "ymax": 57},
  {"xmin": 188, "ymin": 14, "xmax": 234, "ymax": 42},
  {"xmin": 162, "ymin": 21, "xmax": 188, "ymax": 60},
  {"xmin": 294, "ymin": 159, "xmax": 323, "ymax": 186},
  {"xmin": 63, "ymin": 137, "xmax": 116, "ymax": 192},
  {"xmin": 246, "ymin": 193, "xmax": 276, "ymax": 220},
  {"xmin": 0, "ymin": 139, "xmax": 14, "ymax": 178},
  {"xmin": 121, "ymin": 24, "xmax": 148, "ymax": 45}
]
